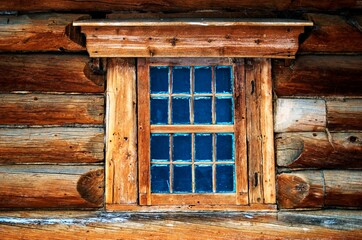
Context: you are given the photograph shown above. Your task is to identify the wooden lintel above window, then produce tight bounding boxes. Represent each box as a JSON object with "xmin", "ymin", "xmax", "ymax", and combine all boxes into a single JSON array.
[{"xmin": 73, "ymin": 19, "xmax": 313, "ymax": 59}]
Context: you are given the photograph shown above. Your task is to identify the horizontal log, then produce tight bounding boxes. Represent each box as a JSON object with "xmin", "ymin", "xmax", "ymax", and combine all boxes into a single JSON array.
[
  {"xmin": 0, "ymin": 128, "xmax": 104, "ymax": 163},
  {"xmin": 0, "ymin": 211, "xmax": 361, "ymax": 239},
  {"xmin": 0, "ymin": 1, "xmax": 360, "ymax": 12},
  {"xmin": 0, "ymin": 54, "xmax": 104, "ymax": 93},
  {"xmin": 0, "ymin": 94, "xmax": 104, "ymax": 125},
  {"xmin": 300, "ymin": 14, "xmax": 362, "ymax": 53},
  {"xmin": 0, "ymin": 165, "xmax": 104, "ymax": 208},
  {"xmin": 327, "ymin": 99, "xmax": 362, "ymax": 131},
  {"xmin": 276, "ymin": 132, "xmax": 362, "ymax": 169},
  {"xmin": 274, "ymin": 98, "xmax": 326, "ymax": 133},
  {"xmin": 273, "ymin": 55, "xmax": 362, "ymax": 96},
  {"xmin": 278, "ymin": 170, "xmax": 362, "ymax": 209},
  {"xmin": 0, "ymin": 13, "xmax": 87, "ymax": 52}
]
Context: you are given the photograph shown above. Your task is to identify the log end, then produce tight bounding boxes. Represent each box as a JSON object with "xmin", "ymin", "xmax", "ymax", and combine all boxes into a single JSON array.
[{"xmin": 77, "ymin": 169, "xmax": 104, "ymax": 206}]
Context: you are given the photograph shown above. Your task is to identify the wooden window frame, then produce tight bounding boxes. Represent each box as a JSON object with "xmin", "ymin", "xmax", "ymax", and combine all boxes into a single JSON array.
[{"xmin": 105, "ymin": 57, "xmax": 276, "ymax": 211}]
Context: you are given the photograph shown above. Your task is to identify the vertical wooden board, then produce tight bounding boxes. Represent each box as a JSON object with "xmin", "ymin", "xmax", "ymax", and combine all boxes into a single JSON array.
[
  {"xmin": 105, "ymin": 58, "xmax": 137, "ymax": 205},
  {"xmin": 274, "ymin": 98, "xmax": 326, "ymax": 133},
  {"xmin": 259, "ymin": 59, "xmax": 276, "ymax": 204},
  {"xmin": 245, "ymin": 59, "xmax": 263, "ymax": 204},
  {"xmin": 327, "ymin": 99, "xmax": 362, "ymax": 131}
]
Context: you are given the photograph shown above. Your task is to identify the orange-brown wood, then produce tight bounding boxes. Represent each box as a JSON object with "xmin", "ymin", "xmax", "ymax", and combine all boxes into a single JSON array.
[
  {"xmin": 0, "ymin": 165, "xmax": 103, "ymax": 209},
  {"xmin": 0, "ymin": 94, "xmax": 104, "ymax": 125},
  {"xmin": 151, "ymin": 125, "xmax": 234, "ymax": 133},
  {"xmin": 0, "ymin": 54, "xmax": 104, "ymax": 93},
  {"xmin": 0, "ymin": 127, "xmax": 104, "ymax": 164},
  {"xmin": 105, "ymin": 58, "xmax": 137, "ymax": 206},
  {"xmin": 327, "ymin": 99, "xmax": 362, "ymax": 131},
  {"xmin": 0, "ymin": 14, "xmax": 88, "ymax": 52},
  {"xmin": 149, "ymin": 194, "xmax": 237, "ymax": 205}
]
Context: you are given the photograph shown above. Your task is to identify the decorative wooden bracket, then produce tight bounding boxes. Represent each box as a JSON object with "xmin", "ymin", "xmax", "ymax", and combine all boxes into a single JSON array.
[{"xmin": 73, "ymin": 19, "xmax": 312, "ymax": 59}]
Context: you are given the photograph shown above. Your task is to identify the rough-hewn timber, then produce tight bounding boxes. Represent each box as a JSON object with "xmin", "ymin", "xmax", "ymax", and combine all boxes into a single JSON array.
[
  {"xmin": 278, "ymin": 170, "xmax": 362, "ymax": 209},
  {"xmin": 276, "ymin": 132, "xmax": 362, "ymax": 169},
  {"xmin": 0, "ymin": 165, "xmax": 104, "ymax": 208},
  {"xmin": 300, "ymin": 14, "xmax": 362, "ymax": 54},
  {"xmin": 0, "ymin": 54, "xmax": 104, "ymax": 93},
  {"xmin": 273, "ymin": 55, "xmax": 362, "ymax": 97},
  {"xmin": 0, "ymin": 14, "xmax": 88, "ymax": 52},
  {"xmin": 0, "ymin": 127, "xmax": 104, "ymax": 164},
  {"xmin": 327, "ymin": 99, "xmax": 362, "ymax": 131},
  {"xmin": 0, "ymin": 94, "xmax": 104, "ymax": 125}
]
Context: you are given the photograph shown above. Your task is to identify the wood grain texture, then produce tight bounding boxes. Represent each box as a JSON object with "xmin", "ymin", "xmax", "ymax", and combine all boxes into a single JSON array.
[
  {"xmin": 0, "ymin": 127, "xmax": 104, "ymax": 164},
  {"xmin": 278, "ymin": 170, "xmax": 362, "ymax": 209},
  {"xmin": 274, "ymin": 98, "xmax": 326, "ymax": 133},
  {"xmin": 300, "ymin": 14, "xmax": 362, "ymax": 53},
  {"xmin": 105, "ymin": 58, "xmax": 137, "ymax": 205},
  {"xmin": 276, "ymin": 132, "xmax": 362, "ymax": 169},
  {"xmin": 0, "ymin": 14, "xmax": 88, "ymax": 52},
  {"xmin": 81, "ymin": 25, "xmax": 302, "ymax": 58},
  {"xmin": 0, "ymin": 165, "xmax": 104, "ymax": 208},
  {"xmin": 0, "ymin": 211, "xmax": 361, "ymax": 240},
  {"xmin": 0, "ymin": 0, "xmax": 360, "ymax": 11},
  {"xmin": 0, "ymin": 54, "xmax": 104, "ymax": 93},
  {"xmin": 273, "ymin": 55, "xmax": 362, "ymax": 97},
  {"xmin": 0, "ymin": 94, "xmax": 104, "ymax": 125},
  {"xmin": 327, "ymin": 99, "xmax": 362, "ymax": 131}
]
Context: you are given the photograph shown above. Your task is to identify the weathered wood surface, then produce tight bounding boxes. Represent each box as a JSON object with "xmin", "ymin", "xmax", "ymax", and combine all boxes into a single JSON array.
[
  {"xmin": 0, "ymin": 127, "xmax": 104, "ymax": 164},
  {"xmin": 0, "ymin": 94, "xmax": 104, "ymax": 125},
  {"xmin": 0, "ymin": 165, "xmax": 104, "ymax": 208},
  {"xmin": 0, "ymin": 211, "xmax": 361, "ymax": 240},
  {"xmin": 274, "ymin": 98, "xmax": 326, "ymax": 133},
  {"xmin": 327, "ymin": 99, "xmax": 362, "ymax": 131},
  {"xmin": 273, "ymin": 55, "xmax": 362, "ymax": 96},
  {"xmin": 278, "ymin": 170, "xmax": 362, "ymax": 209},
  {"xmin": 300, "ymin": 14, "xmax": 362, "ymax": 53},
  {"xmin": 0, "ymin": 0, "xmax": 360, "ymax": 12},
  {"xmin": 80, "ymin": 25, "xmax": 303, "ymax": 58},
  {"xmin": 0, "ymin": 54, "xmax": 104, "ymax": 93},
  {"xmin": 276, "ymin": 132, "xmax": 362, "ymax": 169},
  {"xmin": 0, "ymin": 14, "xmax": 88, "ymax": 52},
  {"xmin": 105, "ymin": 58, "xmax": 137, "ymax": 206}
]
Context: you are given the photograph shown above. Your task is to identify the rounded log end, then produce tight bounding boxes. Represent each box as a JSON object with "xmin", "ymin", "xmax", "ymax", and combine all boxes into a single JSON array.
[{"xmin": 77, "ymin": 169, "xmax": 104, "ymax": 206}]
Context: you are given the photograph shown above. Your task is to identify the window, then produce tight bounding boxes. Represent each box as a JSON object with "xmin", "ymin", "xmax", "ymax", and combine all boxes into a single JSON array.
[{"xmin": 138, "ymin": 59, "xmax": 248, "ymax": 205}]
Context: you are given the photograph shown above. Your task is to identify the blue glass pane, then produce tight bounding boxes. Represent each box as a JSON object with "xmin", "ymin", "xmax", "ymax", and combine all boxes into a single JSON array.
[
  {"xmin": 173, "ymin": 134, "xmax": 191, "ymax": 162},
  {"xmin": 194, "ymin": 67, "xmax": 212, "ymax": 93},
  {"xmin": 151, "ymin": 165, "xmax": 170, "ymax": 193},
  {"xmin": 216, "ymin": 134, "xmax": 233, "ymax": 161},
  {"xmin": 216, "ymin": 97, "xmax": 233, "ymax": 124},
  {"xmin": 195, "ymin": 134, "xmax": 212, "ymax": 162},
  {"xmin": 173, "ymin": 67, "xmax": 191, "ymax": 94},
  {"xmin": 151, "ymin": 98, "xmax": 168, "ymax": 124},
  {"xmin": 194, "ymin": 97, "xmax": 212, "ymax": 124},
  {"xmin": 195, "ymin": 165, "xmax": 213, "ymax": 193},
  {"xmin": 215, "ymin": 66, "xmax": 232, "ymax": 93},
  {"xmin": 151, "ymin": 134, "xmax": 170, "ymax": 161},
  {"xmin": 172, "ymin": 97, "xmax": 190, "ymax": 124},
  {"xmin": 173, "ymin": 165, "xmax": 192, "ymax": 193},
  {"xmin": 150, "ymin": 67, "xmax": 169, "ymax": 93},
  {"xmin": 216, "ymin": 165, "xmax": 234, "ymax": 192}
]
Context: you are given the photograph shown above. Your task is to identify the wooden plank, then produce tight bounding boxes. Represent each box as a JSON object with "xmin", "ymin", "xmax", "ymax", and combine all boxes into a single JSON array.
[
  {"xmin": 0, "ymin": 14, "xmax": 88, "ymax": 52},
  {"xmin": 274, "ymin": 98, "xmax": 326, "ymax": 133},
  {"xmin": 150, "ymin": 194, "xmax": 236, "ymax": 205},
  {"xmin": 0, "ymin": 0, "xmax": 360, "ymax": 12},
  {"xmin": 276, "ymin": 132, "xmax": 362, "ymax": 169},
  {"xmin": 259, "ymin": 59, "xmax": 276, "ymax": 204},
  {"xmin": 327, "ymin": 99, "xmax": 362, "ymax": 131},
  {"xmin": 0, "ymin": 127, "xmax": 104, "ymax": 164},
  {"xmin": 0, "ymin": 165, "xmax": 104, "ymax": 208},
  {"xmin": 81, "ymin": 25, "xmax": 302, "ymax": 58},
  {"xmin": 0, "ymin": 211, "xmax": 361, "ymax": 240},
  {"xmin": 151, "ymin": 125, "xmax": 234, "ymax": 133},
  {"xmin": 273, "ymin": 55, "xmax": 362, "ymax": 97},
  {"xmin": 0, "ymin": 94, "xmax": 104, "ymax": 125},
  {"xmin": 105, "ymin": 58, "xmax": 137, "ymax": 205},
  {"xmin": 300, "ymin": 14, "xmax": 362, "ymax": 53},
  {"xmin": 0, "ymin": 54, "xmax": 104, "ymax": 93},
  {"xmin": 278, "ymin": 170, "xmax": 362, "ymax": 209}
]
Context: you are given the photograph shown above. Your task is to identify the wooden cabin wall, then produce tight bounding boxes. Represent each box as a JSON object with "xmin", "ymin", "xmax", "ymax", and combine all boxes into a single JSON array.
[{"xmin": 0, "ymin": 2, "xmax": 361, "ymax": 211}]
